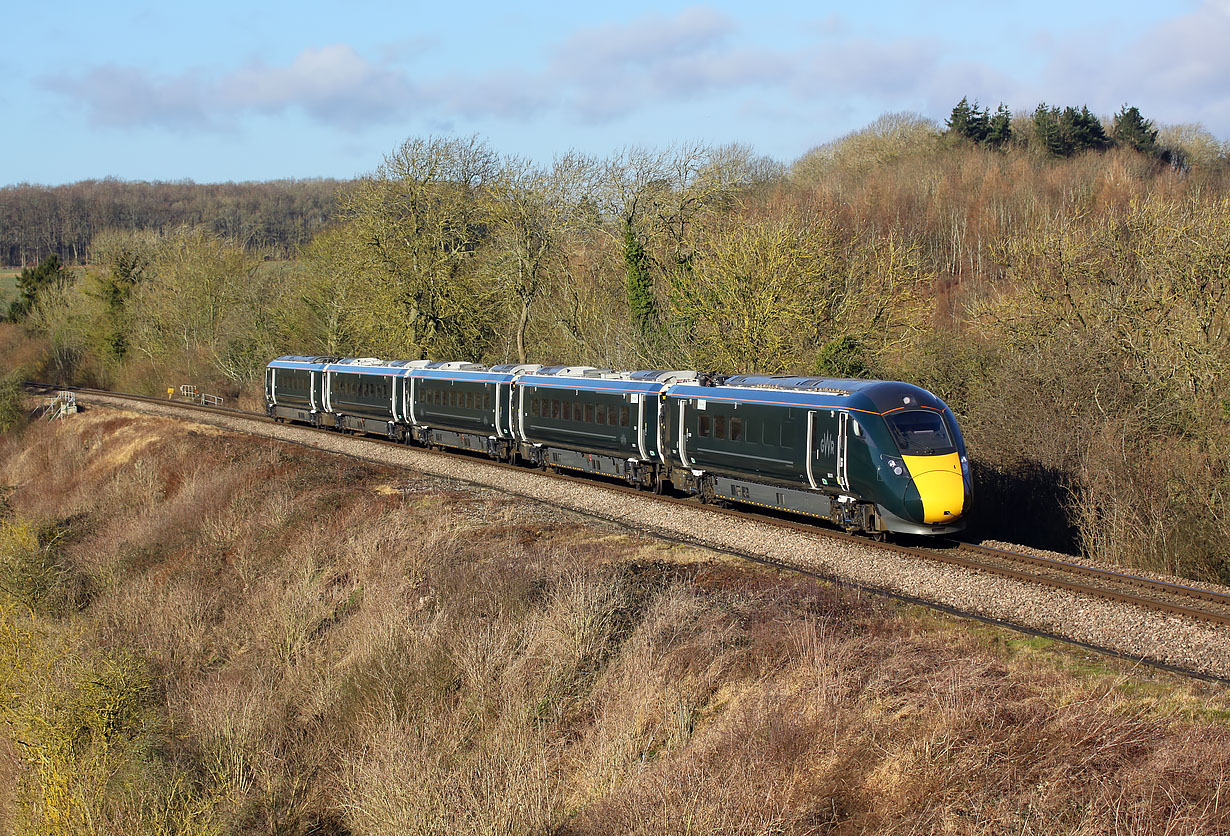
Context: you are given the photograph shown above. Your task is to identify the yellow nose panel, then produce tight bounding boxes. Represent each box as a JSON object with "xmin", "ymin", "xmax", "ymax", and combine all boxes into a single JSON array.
[{"xmin": 901, "ymin": 452, "xmax": 965, "ymax": 523}]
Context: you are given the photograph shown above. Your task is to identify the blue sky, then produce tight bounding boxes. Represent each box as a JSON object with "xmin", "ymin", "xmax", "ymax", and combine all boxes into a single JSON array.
[{"xmin": 4, "ymin": 0, "xmax": 1226, "ymax": 185}]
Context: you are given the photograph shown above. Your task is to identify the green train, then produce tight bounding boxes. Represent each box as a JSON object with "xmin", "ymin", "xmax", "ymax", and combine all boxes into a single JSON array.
[{"xmin": 266, "ymin": 357, "xmax": 970, "ymax": 536}]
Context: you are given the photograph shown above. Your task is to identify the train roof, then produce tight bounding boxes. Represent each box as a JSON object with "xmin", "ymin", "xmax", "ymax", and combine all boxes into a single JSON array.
[
  {"xmin": 669, "ymin": 378, "xmax": 948, "ymax": 416},
  {"xmin": 512, "ymin": 365, "xmax": 696, "ymax": 394}
]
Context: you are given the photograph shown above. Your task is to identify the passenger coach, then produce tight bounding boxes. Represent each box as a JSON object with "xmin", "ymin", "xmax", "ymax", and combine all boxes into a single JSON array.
[{"xmin": 265, "ymin": 356, "xmax": 970, "ymax": 537}]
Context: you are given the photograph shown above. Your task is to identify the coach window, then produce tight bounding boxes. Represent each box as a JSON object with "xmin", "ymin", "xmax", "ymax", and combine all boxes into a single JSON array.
[
  {"xmin": 563, "ymin": 402, "xmax": 572, "ymax": 420},
  {"xmin": 699, "ymin": 415, "xmax": 711, "ymax": 437},
  {"xmin": 597, "ymin": 405, "xmax": 606, "ymax": 425},
  {"xmin": 715, "ymin": 415, "xmax": 727, "ymax": 440},
  {"xmin": 620, "ymin": 405, "xmax": 629, "ymax": 426},
  {"xmin": 731, "ymin": 417, "xmax": 744, "ymax": 442},
  {"xmin": 607, "ymin": 405, "xmax": 617, "ymax": 425},
  {"xmin": 552, "ymin": 400, "xmax": 561, "ymax": 419},
  {"xmin": 584, "ymin": 403, "xmax": 594, "ymax": 423}
]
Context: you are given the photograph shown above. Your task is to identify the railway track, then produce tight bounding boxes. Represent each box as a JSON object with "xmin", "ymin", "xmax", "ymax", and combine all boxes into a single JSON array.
[{"xmin": 33, "ymin": 384, "xmax": 1230, "ymax": 650}]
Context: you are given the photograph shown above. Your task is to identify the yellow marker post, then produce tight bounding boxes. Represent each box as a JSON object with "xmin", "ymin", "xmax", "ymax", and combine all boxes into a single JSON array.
[{"xmin": 167, "ymin": 388, "xmax": 174, "ymax": 399}]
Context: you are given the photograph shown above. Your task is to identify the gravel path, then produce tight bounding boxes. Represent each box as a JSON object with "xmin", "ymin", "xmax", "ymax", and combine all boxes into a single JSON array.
[{"xmin": 78, "ymin": 395, "xmax": 1230, "ymax": 680}]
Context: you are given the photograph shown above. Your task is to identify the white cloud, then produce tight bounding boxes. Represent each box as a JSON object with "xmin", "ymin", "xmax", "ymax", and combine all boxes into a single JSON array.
[
  {"xmin": 1032, "ymin": 0, "xmax": 1230, "ymax": 133},
  {"xmin": 42, "ymin": 65, "xmax": 216, "ymax": 130},
  {"xmin": 38, "ymin": 3, "xmax": 1230, "ymax": 140},
  {"xmin": 221, "ymin": 45, "xmax": 419, "ymax": 124}
]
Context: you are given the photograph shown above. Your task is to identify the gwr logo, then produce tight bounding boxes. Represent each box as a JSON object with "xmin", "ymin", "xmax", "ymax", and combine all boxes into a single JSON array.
[{"xmin": 818, "ymin": 431, "xmax": 836, "ymax": 458}]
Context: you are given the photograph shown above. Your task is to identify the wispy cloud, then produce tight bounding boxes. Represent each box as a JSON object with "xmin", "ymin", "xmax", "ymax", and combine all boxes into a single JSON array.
[
  {"xmin": 37, "ymin": 2, "xmax": 1230, "ymax": 138},
  {"xmin": 43, "ymin": 65, "xmax": 217, "ymax": 130},
  {"xmin": 221, "ymin": 45, "xmax": 419, "ymax": 124}
]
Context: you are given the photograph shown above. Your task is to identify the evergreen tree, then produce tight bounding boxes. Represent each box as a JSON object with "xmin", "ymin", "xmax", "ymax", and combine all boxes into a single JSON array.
[
  {"xmin": 89, "ymin": 238, "xmax": 152, "ymax": 360},
  {"xmin": 1030, "ymin": 103, "xmax": 1111, "ymax": 156},
  {"xmin": 946, "ymin": 97, "xmax": 974, "ymax": 136},
  {"xmin": 1111, "ymin": 105, "xmax": 1159, "ymax": 155},
  {"xmin": 7, "ymin": 255, "xmax": 67, "ymax": 322},
  {"xmin": 1032, "ymin": 104, "xmax": 1070, "ymax": 156},
  {"xmin": 946, "ymin": 97, "xmax": 990, "ymax": 143},
  {"xmin": 987, "ymin": 104, "xmax": 1013, "ymax": 148},
  {"xmin": 1064, "ymin": 106, "xmax": 1111, "ymax": 152}
]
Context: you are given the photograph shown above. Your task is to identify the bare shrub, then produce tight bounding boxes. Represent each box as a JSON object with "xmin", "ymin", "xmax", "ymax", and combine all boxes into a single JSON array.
[{"xmin": 6, "ymin": 412, "xmax": 1230, "ymax": 835}]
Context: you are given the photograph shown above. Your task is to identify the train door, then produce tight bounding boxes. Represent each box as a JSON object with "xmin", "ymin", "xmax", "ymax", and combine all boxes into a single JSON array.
[
  {"xmin": 631, "ymin": 391, "xmax": 650, "ymax": 460},
  {"xmin": 807, "ymin": 410, "xmax": 847, "ymax": 489},
  {"xmin": 837, "ymin": 412, "xmax": 850, "ymax": 491}
]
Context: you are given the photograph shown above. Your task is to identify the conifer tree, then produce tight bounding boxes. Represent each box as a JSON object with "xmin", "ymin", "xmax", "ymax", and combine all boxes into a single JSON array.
[
  {"xmin": 7, "ymin": 254, "xmax": 67, "ymax": 322},
  {"xmin": 1032, "ymin": 104, "xmax": 1070, "ymax": 156},
  {"xmin": 1065, "ymin": 106, "xmax": 1111, "ymax": 152},
  {"xmin": 946, "ymin": 97, "xmax": 990, "ymax": 143},
  {"xmin": 946, "ymin": 97, "xmax": 975, "ymax": 137},
  {"xmin": 1111, "ymin": 105, "xmax": 1159, "ymax": 155},
  {"xmin": 987, "ymin": 104, "xmax": 1013, "ymax": 148}
]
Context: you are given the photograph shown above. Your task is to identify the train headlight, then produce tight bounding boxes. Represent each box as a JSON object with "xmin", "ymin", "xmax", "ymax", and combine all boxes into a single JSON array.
[{"xmin": 881, "ymin": 454, "xmax": 906, "ymax": 477}]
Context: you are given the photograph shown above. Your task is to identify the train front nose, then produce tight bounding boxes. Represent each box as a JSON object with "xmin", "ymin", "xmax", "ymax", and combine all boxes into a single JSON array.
[{"xmin": 902, "ymin": 453, "xmax": 966, "ymax": 524}]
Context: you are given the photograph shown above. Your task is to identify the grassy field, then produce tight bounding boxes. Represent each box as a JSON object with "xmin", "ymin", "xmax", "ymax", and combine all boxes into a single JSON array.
[
  {"xmin": 0, "ymin": 269, "xmax": 16, "ymax": 310},
  {"xmin": 1, "ymin": 409, "xmax": 1228, "ymax": 834}
]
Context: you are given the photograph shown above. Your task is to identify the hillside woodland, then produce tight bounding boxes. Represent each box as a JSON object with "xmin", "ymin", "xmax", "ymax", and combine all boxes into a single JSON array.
[
  {"xmin": 2, "ymin": 106, "xmax": 1229, "ymax": 580},
  {"xmin": 1, "ymin": 412, "xmax": 1228, "ymax": 834},
  {"xmin": 0, "ymin": 179, "xmax": 344, "ymax": 265}
]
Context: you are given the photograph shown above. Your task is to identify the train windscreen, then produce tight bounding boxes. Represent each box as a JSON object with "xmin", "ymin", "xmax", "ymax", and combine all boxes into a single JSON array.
[{"xmin": 885, "ymin": 410, "xmax": 956, "ymax": 456}]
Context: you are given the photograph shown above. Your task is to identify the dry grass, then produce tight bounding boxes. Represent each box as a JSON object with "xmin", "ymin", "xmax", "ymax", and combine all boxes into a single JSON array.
[{"xmin": 1, "ymin": 410, "xmax": 1229, "ymax": 835}]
